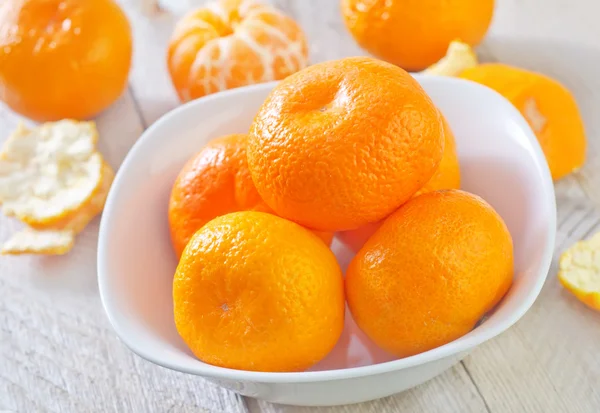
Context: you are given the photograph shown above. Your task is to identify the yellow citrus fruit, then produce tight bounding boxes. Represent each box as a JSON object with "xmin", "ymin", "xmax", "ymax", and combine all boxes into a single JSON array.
[{"xmin": 173, "ymin": 211, "xmax": 345, "ymax": 372}]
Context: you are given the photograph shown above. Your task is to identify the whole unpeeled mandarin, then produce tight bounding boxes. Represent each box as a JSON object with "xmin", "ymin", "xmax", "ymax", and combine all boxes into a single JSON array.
[
  {"xmin": 341, "ymin": 0, "xmax": 494, "ymax": 71},
  {"xmin": 338, "ymin": 114, "xmax": 461, "ymax": 252},
  {"xmin": 168, "ymin": 134, "xmax": 333, "ymax": 256},
  {"xmin": 247, "ymin": 56, "xmax": 444, "ymax": 232},
  {"xmin": 173, "ymin": 211, "xmax": 345, "ymax": 372},
  {"xmin": 0, "ymin": 0, "xmax": 132, "ymax": 121},
  {"xmin": 168, "ymin": 134, "xmax": 264, "ymax": 256},
  {"xmin": 346, "ymin": 189, "xmax": 513, "ymax": 358}
]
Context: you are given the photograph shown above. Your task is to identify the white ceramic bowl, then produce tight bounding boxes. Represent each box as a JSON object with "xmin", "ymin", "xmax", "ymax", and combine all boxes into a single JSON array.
[{"xmin": 98, "ymin": 76, "xmax": 556, "ymax": 407}]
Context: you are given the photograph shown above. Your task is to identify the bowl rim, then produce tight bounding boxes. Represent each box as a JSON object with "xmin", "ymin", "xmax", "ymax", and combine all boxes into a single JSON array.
[{"xmin": 98, "ymin": 77, "xmax": 557, "ymax": 384}]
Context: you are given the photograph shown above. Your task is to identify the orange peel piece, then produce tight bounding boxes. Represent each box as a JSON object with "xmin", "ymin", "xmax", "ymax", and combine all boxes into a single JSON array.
[
  {"xmin": 1, "ymin": 228, "xmax": 75, "ymax": 255},
  {"xmin": 423, "ymin": 40, "xmax": 478, "ymax": 77},
  {"xmin": 0, "ymin": 120, "xmax": 101, "ymax": 226},
  {"xmin": 40, "ymin": 161, "xmax": 115, "ymax": 234},
  {"xmin": 0, "ymin": 120, "xmax": 114, "ymax": 256},
  {"xmin": 558, "ymin": 232, "xmax": 600, "ymax": 311}
]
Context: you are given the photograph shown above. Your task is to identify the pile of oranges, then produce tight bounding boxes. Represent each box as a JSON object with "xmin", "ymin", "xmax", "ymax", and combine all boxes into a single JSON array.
[{"xmin": 170, "ymin": 56, "xmax": 514, "ymax": 372}]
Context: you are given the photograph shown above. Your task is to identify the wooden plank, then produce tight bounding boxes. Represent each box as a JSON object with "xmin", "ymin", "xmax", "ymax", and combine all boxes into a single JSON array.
[{"xmin": 120, "ymin": 2, "xmax": 180, "ymax": 127}]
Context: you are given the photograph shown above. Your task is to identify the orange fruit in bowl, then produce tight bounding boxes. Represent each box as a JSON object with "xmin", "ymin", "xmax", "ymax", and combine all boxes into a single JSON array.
[
  {"xmin": 459, "ymin": 64, "xmax": 586, "ymax": 181},
  {"xmin": 341, "ymin": 0, "xmax": 494, "ymax": 71},
  {"xmin": 247, "ymin": 56, "xmax": 444, "ymax": 232},
  {"xmin": 413, "ymin": 116, "xmax": 461, "ymax": 197},
  {"xmin": 173, "ymin": 211, "xmax": 345, "ymax": 372},
  {"xmin": 167, "ymin": 0, "xmax": 308, "ymax": 102},
  {"xmin": 168, "ymin": 134, "xmax": 332, "ymax": 257},
  {"xmin": 346, "ymin": 189, "xmax": 513, "ymax": 358},
  {"xmin": 338, "ymin": 114, "xmax": 461, "ymax": 251},
  {"xmin": 0, "ymin": 0, "xmax": 132, "ymax": 121}
]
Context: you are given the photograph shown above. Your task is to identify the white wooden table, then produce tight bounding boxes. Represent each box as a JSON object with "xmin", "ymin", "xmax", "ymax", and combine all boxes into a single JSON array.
[{"xmin": 2, "ymin": 1, "xmax": 600, "ymax": 412}]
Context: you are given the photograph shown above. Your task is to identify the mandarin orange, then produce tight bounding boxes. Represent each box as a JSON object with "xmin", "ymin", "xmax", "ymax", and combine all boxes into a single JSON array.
[
  {"xmin": 173, "ymin": 211, "xmax": 345, "ymax": 372},
  {"xmin": 167, "ymin": 0, "xmax": 308, "ymax": 102},
  {"xmin": 341, "ymin": 0, "xmax": 494, "ymax": 71},
  {"xmin": 247, "ymin": 57, "xmax": 444, "ymax": 232},
  {"xmin": 338, "ymin": 114, "xmax": 461, "ymax": 251},
  {"xmin": 0, "ymin": 0, "xmax": 132, "ymax": 121},
  {"xmin": 168, "ymin": 134, "xmax": 331, "ymax": 256},
  {"xmin": 346, "ymin": 189, "xmax": 513, "ymax": 358}
]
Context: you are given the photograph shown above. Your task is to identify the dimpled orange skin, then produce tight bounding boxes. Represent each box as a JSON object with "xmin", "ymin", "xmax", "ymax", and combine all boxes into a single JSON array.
[
  {"xmin": 167, "ymin": 0, "xmax": 308, "ymax": 102},
  {"xmin": 346, "ymin": 190, "xmax": 513, "ymax": 358},
  {"xmin": 173, "ymin": 211, "xmax": 345, "ymax": 372},
  {"xmin": 341, "ymin": 0, "xmax": 494, "ymax": 71},
  {"xmin": 0, "ymin": 0, "xmax": 132, "ymax": 121},
  {"xmin": 338, "ymin": 114, "xmax": 461, "ymax": 252},
  {"xmin": 460, "ymin": 64, "xmax": 586, "ymax": 181},
  {"xmin": 247, "ymin": 57, "xmax": 444, "ymax": 232},
  {"xmin": 168, "ymin": 134, "xmax": 264, "ymax": 257},
  {"xmin": 168, "ymin": 134, "xmax": 332, "ymax": 256}
]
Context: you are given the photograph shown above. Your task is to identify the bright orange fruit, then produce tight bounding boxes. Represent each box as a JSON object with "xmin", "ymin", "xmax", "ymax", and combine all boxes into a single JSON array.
[
  {"xmin": 167, "ymin": 0, "xmax": 308, "ymax": 102},
  {"xmin": 168, "ymin": 134, "xmax": 332, "ymax": 256},
  {"xmin": 247, "ymin": 56, "xmax": 444, "ymax": 232},
  {"xmin": 341, "ymin": 0, "xmax": 494, "ymax": 71},
  {"xmin": 0, "ymin": 0, "xmax": 132, "ymax": 121},
  {"xmin": 346, "ymin": 189, "xmax": 513, "ymax": 358},
  {"xmin": 460, "ymin": 63, "xmax": 586, "ymax": 181},
  {"xmin": 338, "ymin": 114, "xmax": 461, "ymax": 251},
  {"xmin": 173, "ymin": 211, "xmax": 345, "ymax": 372}
]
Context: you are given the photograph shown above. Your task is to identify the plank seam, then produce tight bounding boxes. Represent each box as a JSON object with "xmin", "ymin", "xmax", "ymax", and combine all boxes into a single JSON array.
[
  {"xmin": 460, "ymin": 361, "xmax": 493, "ymax": 413},
  {"xmin": 128, "ymin": 84, "xmax": 149, "ymax": 129},
  {"xmin": 238, "ymin": 393, "xmax": 252, "ymax": 413}
]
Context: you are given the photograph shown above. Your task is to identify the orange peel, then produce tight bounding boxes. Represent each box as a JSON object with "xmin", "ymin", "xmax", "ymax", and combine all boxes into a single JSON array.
[
  {"xmin": 0, "ymin": 121, "xmax": 114, "ymax": 255},
  {"xmin": 558, "ymin": 232, "xmax": 600, "ymax": 311},
  {"xmin": 423, "ymin": 40, "xmax": 479, "ymax": 77}
]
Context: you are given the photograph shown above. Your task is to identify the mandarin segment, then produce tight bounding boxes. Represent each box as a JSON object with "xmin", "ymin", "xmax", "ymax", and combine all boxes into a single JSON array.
[
  {"xmin": 167, "ymin": 0, "xmax": 308, "ymax": 102},
  {"xmin": 0, "ymin": 0, "xmax": 132, "ymax": 121},
  {"xmin": 173, "ymin": 211, "xmax": 345, "ymax": 372},
  {"xmin": 247, "ymin": 57, "xmax": 445, "ymax": 232},
  {"xmin": 341, "ymin": 0, "xmax": 494, "ymax": 71},
  {"xmin": 346, "ymin": 190, "xmax": 513, "ymax": 358},
  {"xmin": 459, "ymin": 64, "xmax": 586, "ymax": 180}
]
